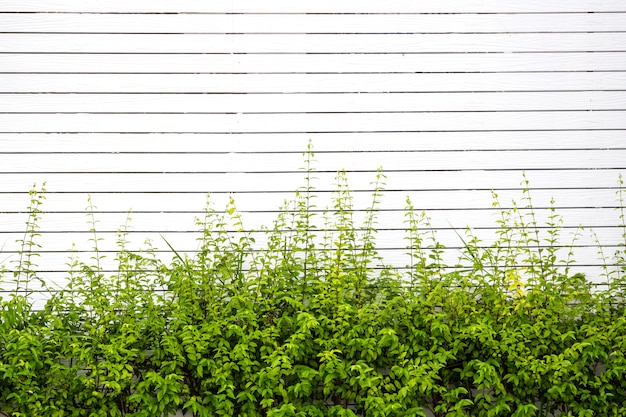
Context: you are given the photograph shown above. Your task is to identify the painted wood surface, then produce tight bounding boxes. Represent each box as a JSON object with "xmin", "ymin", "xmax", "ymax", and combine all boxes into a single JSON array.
[
  {"xmin": 0, "ymin": 1, "xmax": 625, "ymax": 301},
  {"xmin": 0, "ymin": 0, "xmax": 624, "ymax": 13},
  {"xmin": 4, "ymin": 13, "xmax": 626, "ymax": 34},
  {"xmin": 3, "ymin": 53, "xmax": 626, "ymax": 72}
]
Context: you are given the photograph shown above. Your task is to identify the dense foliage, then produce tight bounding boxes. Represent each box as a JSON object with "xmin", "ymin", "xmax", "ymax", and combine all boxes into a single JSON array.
[{"xmin": 1, "ymin": 153, "xmax": 625, "ymax": 417}]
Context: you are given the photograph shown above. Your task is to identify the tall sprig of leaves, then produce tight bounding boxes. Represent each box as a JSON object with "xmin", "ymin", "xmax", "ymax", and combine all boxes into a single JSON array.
[
  {"xmin": 610, "ymin": 173, "xmax": 626, "ymax": 304},
  {"xmin": 326, "ymin": 170, "xmax": 358, "ymax": 308},
  {"xmin": 294, "ymin": 141, "xmax": 319, "ymax": 301},
  {"xmin": 355, "ymin": 168, "xmax": 386, "ymax": 300},
  {"xmin": 404, "ymin": 199, "xmax": 447, "ymax": 295},
  {"xmin": 510, "ymin": 174, "xmax": 545, "ymax": 285},
  {"xmin": 13, "ymin": 182, "xmax": 46, "ymax": 298},
  {"xmin": 404, "ymin": 198, "xmax": 429, "ymax": 291}
]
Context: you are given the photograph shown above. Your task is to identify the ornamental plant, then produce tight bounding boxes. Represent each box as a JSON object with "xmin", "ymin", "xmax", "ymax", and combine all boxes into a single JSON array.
[{"xmin": 0, "ymin": 149, "xmax": 625, "ymax": 417}]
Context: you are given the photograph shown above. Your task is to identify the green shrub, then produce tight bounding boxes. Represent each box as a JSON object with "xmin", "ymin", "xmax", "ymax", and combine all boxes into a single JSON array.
[{"xmin": 0, "ymin": 151, "xmax": 625, "ymax": 416}]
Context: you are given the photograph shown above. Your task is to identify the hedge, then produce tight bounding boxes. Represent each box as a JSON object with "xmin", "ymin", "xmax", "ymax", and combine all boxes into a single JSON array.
[{"xmin": 1, "ymin": 153, "xmax": 625, "ymax": 417}]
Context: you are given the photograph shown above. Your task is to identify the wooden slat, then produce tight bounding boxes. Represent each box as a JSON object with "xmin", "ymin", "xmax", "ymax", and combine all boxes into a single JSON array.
[
  {"xmin": 0, "ymin": 189, "xmax": 621, "ymax": 212},
  {"xmin": 0, "ymin": 170, "xmax": 623, "ymax": 193},
  {"xmin": 2, "ymin": 92, "xmax": 625, "ymax": 113},
  {"xmin": 2, "ymin": 73, "xmax": 624, "ymax": 93},
  {"xmin": 2, "ymin": 52, "xmax": 625, "ymax": 73},
  {"xmin": 2, "ymin": 33, "xmax": 625, "ymax": 53},
  {"xmin": 3, "ymin": 13, "xmax": 626, "ymax": 34},
  {"xmin": 1, "ymin": 111, "xmax": 625, "ymax": 133},
  {"xmin": 8, "ymin": 149, "xmax": 626, "ymax": 172},
  {"xmin": 1, "ymin": 132, "xmax": 624, "ymax": 152},
  {"xmin": 1, "ymin": 222, "xmax": 622, "ymax": 250},
  {"xmin": 0, "ymin": 207, "xmax": 621, "ymax": 233},
  {"xmin": 0, "ymin": 0, "xmax": 624, "ymax": 14}
]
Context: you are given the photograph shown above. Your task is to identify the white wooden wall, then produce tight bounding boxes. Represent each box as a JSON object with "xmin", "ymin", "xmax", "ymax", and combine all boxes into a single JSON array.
[{"xmin": 1, "ymin": 0, "xmax": 625, "ymax": 301}]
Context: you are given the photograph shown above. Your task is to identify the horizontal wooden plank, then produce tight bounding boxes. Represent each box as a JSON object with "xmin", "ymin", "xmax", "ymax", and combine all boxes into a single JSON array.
[
  {"xmin": 2, "ymin": 92, "xmax": 625, "ymax": 113},
  {"xmin": 1, "ymin": 221, "xmax": 622, "ymax": 249},
  {"xmin": 3, "ymin": 13, "xmax": 626, "ymax": 34},
  {"xmin": 0, "ymin": 0, "xmax": 623, "ymax": 14},
  {"xmin": 0, "ymin": 188, "xmax": 621, "ymax": 213},
  {"xmin": 2, "ymin": 33, "xmax": 624, "ymax": 53},
  {"xmin": 3, "ymin": 73, "xmax": 624, "ymax": 93},
  {"xmin": 4, "ymin": 203, "xmax": 621, "ymax": 233},
  {"xmin": 0, "ymin": 170, "xmax": 623, "ymax": 193},
  {"xmin": 0, "ymin": 228, "xmax": 618, "ymax": 258},
  {"xmin": 2, "ymin": 52, "xmax": 625, "ymax": 73},
  {"xmin": 1, "ymin": 132, "xmax": 624, "ymax": 152},
  {"xmin": 0, "ymin": 149, "xmax": 623, "ymax": 172},
  {"xmin": 1, "ymin": 111, "xmax": 625, "ymax": 133},
  {"xmin": 0, "ymin": 206, "xmax": 621, "ymax": 232},
  {"xmin": 4, "ymin": 250, "xmax": 618, "ymax": 273}
]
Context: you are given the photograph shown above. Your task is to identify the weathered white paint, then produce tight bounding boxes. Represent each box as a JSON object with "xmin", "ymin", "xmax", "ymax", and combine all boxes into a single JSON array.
[
  {"xmin": 4, "ymin": 33, "xmax": 626, "ymax": 53},
  {"xmin": 0, "ymin": 1, "xmax": 625, "ymax": 301},
  {"xmin": 0, "ymin": 0, "xmax": 624, "ymax": 13},
  {"xmin": 3, "ymin": 52, "xmax": 625, "ymax": 72},
  {"xmin": 2, "ymin": 73, "xmax": 624, "ymax": 92},
  {"xmin": 1, "ymin": 149, "xmax": 624, "ymax": 170},
  {"xmin": 1, "ymin": 167, "xmax": 623, "ymax": 193},
  {"xmin": 2, "ymin": 112, "xmax": 626, "ymax": 133},
  {"xmin": 1, "ymin": 133, "xmax": 623, "ymax": 152},
  {"xmin": 3, "ymin": 13, "xmax": 626, "ymax": 34},
  {"xmin": 3, "ymin": 92, "xmax": 626, "ymax": 112}
]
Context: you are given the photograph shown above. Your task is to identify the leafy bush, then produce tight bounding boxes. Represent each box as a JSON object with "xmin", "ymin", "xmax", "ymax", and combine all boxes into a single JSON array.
[{"xmin": 0, "ymin": 150, "xmax": 625, "ymax": 417}]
